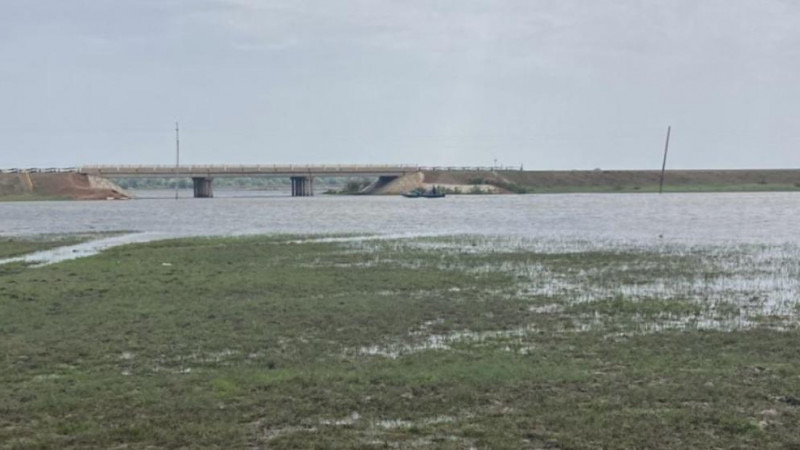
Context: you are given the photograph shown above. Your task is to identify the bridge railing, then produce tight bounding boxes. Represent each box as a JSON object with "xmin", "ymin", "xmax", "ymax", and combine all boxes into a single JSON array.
[
  {"xmin": 1, "ymin": 165, "xmax": 525, "ymax": 174},
  {"xmin": 77, "ymin": 164, "xmax": 423, "ymax": 172},
  {"xmin": 418, "ymin": 166, "xmax": 522, "ymax": 172},
  {"xmin": 0, "ymin": 167, "xmax": 78, "ymax": 174}
]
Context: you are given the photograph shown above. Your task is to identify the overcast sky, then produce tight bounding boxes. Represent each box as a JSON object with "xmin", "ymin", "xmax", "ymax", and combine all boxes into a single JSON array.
[{"xmin": 1, "ymin": 0, "xmax": 798, "ymax": 169}]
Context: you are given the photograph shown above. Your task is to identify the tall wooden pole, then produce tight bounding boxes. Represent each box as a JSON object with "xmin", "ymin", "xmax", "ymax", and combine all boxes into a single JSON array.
[
  {"xmin": 659, "ymin": 125, "xmax": 671, "ymax": 194},
  {"xmin": 175, "ymin": 122, "xmax": 180, "ymax": 200}
]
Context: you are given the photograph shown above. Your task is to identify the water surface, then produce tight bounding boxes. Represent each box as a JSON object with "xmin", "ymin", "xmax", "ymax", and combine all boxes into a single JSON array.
[{"xmin": 1, "ymin": 191, "xmax": 797, "ymax": 246}]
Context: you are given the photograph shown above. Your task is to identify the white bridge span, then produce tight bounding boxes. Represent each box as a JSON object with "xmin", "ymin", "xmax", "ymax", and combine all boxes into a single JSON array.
[
  {"xmin": 77, "ymin": 164, "xmax": 427, "ymax": 177},
  {"xmin": 2, "ymin": 165, "xmax": 519, "ymax": 197},
  {"xmin": 79, "ymin": 165, "xmax": 429, "ymax": 197}
]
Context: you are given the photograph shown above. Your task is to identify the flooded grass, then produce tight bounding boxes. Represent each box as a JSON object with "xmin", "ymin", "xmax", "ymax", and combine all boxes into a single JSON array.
[
  {"xmin": 0, "ymin": 233, "xmax": 106, "ymax": 259},
  {"xmin": 1, "ymin": 234, "xmax": 800, "ymax": 448}
]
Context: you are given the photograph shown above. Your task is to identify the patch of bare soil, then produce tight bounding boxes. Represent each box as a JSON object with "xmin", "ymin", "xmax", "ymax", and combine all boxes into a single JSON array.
[{"xmin": 0, "ymin": 173, "xmax": 130, "ymax": 200}]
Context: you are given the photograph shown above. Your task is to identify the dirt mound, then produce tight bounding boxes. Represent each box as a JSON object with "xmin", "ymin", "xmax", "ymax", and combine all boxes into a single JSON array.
[
  {"xmin": 0, "ymin": 173, "xmax": 130, "ymax": 200},
  {"xmin": 422, "ymin": 171, "xmax": 513, "ymax": 192},
  {"xmin": 362, "ymin": 173, "xmax": 425, "ymax": 194},
  {"xmin": 363, "ymin": 172, "xmax": 503, "ymax": 195},
  {"xmin": 0, "ymin": 174, "xmax": 30, "ymax": 196}
]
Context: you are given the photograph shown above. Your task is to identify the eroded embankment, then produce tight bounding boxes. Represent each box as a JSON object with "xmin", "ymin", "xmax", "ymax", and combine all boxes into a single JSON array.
[
  {"xmin": 0, "ymin": 173, "xmax": 130, "ymax": 200},
  {"xmin": 498, "ymin": 168, "xmax": 800, "ymax": 192},
  {"xmin": 364, "ymin": 172, "xmax": 503, "ymax": 194},
  {"xmin": 366, "ymin": 169, "xmax": 800, "ymax": 194}
]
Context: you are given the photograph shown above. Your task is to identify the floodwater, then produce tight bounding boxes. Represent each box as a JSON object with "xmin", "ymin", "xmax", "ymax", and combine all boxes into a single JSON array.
[
  {"xmin": 0, "ymin": 232, "xmax": 170, "ymax": 266},
  {"xmin": 2, "ymin": 190, "xmax": 798, "ymax": 337},
  {"xmin": 1, "ymin": 190, "xmax": 798, "ymax": 245}
]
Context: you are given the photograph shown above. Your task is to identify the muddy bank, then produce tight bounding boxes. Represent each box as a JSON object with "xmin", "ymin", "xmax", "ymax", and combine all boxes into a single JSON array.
[
  {"xmin": 0, "ymin": 173, "xmax": 130, "ymax": 200},
  {"xmin": 362, "ymin": 172, "xmax": 502, "ymax": 195},
  {"xmin": 498, "ymin": 169, "xmax": 800, "ymax": 191},
  {"xmin": 367, "ymin": 169, "xmax": 800, "ymax": 194}
]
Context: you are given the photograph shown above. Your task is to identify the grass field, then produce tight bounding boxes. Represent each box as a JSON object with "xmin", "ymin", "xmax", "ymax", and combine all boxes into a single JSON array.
[
  {"xmin": 517, "ymin": 183, "xmax": 800, "ymax": 194},
  {"xmin": 460, "ymin": 182, "xmax": 800, "ymax": 194},
  {"xmin": 1, "ymin": 235, "xmax": 799, "ymax": 448}
]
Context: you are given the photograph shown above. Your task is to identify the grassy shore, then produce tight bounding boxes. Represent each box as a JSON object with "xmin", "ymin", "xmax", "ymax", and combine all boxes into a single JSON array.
[
  {"xmin": 1, "ymin": 235, "xmax": 799, "ymax": 448},
  {"xmin": 505, "ymin": 183, "xmax": 800, "ymax": 194},
  {"xmin": 0, "ymin": 234, "xmax": 105, "ymax": 259},
  {"xmin": 516, "ymin": 183, "xmax": 800, "ymax": 194}
]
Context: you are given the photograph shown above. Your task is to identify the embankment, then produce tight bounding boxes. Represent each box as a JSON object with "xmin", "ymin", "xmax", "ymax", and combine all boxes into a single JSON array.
[
  {"xmin": 367, "ymin": 169, "xmax": 800, "ymax": 194},
  {"xmin": 0, "ymin": 173, "xmax": 130, "ymax": 200},
  {"xmin": 498, "ymin": 169, "xmax": 800, "ymax": 193},
  {"xmin": 363, "ymin": 172, "xmax": 503, "ymax": 195}
]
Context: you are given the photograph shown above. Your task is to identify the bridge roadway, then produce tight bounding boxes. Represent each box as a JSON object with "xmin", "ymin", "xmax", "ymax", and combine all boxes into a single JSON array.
[
  {"xmin": 79, "ymin": 164, "xmax": 425, "ymax": 198},
  {"xmin": 4, "ymin": 164, "xmax": 509, "ymax": 198},
  {"xmin": 78, "ymin": 164, "xmax": 420, "ymax": 177}
]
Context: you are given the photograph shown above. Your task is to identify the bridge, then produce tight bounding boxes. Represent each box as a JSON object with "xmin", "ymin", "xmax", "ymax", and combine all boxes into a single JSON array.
[
  {"xmin": 2, "ymin": 164, "xmax": 520, "ymax": 198},
  {"xmin": 75, "ymin": 164, "xmax": 425, "ymax": 198}
]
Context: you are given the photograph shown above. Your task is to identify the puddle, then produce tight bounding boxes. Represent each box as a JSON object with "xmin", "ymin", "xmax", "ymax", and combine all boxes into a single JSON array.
[
  {"xmin": 287, "ymin": 232, "xmax": 459, "ymax": 245},
  {"xmin": 0, "ymin": 232, "xmax": 457, "ymax": 268},
  {"xmin": 0, "ymin": 232, "xmax": 171, "ymax": 267},
  {"xmin": 320, "ymin": 412, "xmax": 361, "ymax": 426},
  {"xmin": 257, "ymin": 412, "xmax": 472, "ymax": 448},
  {"xmin": 529, "ymin": 304, "xmax": 565, "ymax": 314},
  {"xmin": 358, "ymin": 325, "xmax": 537, "ymax": 359}
]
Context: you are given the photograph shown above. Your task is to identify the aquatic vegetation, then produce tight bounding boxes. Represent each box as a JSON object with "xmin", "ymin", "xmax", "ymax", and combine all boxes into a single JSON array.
[{"xmin": 1, "ymin": 234, "xmax": 799, "ymax": 448}]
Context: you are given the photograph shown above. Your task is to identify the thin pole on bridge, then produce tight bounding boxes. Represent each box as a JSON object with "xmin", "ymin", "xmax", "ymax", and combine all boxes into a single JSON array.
[{"xmin": 175, "ymin": 122, "xmax": 180, "ymax": 200}]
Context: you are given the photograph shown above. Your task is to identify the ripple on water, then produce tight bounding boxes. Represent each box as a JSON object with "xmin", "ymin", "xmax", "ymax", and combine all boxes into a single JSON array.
[{"xmin": 1, "ymin": 191, "xmax": 799, "ymax": 245}]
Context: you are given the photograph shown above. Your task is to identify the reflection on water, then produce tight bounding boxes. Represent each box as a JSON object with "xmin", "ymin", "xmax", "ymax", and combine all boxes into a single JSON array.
[
  {"xmin": 133, "ymin": 189, "xmax": 291, "ymax": 199},
  {"xmin": 1, "ymin": 191, "xmax": 798, "ymax": 246}
]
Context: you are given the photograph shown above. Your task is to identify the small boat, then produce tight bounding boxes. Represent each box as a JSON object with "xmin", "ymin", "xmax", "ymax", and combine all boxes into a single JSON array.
[{"xmin": 403, "ymin": 187, "xmax": 445, "ymax": 198}]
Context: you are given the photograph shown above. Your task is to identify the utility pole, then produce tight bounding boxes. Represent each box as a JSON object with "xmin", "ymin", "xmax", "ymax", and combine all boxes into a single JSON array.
[
  {"xmin": 175, "ymin": 122, "xmax": 180, "ymax": 200},
  {"xmin": 659, "ymin": 126, "xmax": 671, "ymax": 194}
]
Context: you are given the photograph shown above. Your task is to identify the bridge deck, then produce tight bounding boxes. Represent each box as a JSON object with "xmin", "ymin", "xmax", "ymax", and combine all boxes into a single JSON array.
[
  {"xmin": 77, "ymin": 165, "xmax": 421, "ymax": 177},
  {"xmin": 1, "ymin": 165, "xmax": 518, "ymax": 176}
]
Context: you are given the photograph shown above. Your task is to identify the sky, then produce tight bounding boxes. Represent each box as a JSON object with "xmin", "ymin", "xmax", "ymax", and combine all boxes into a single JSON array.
[{"xmin": 1, "ymin": 0, "xmax": 798, "ymax": 169}]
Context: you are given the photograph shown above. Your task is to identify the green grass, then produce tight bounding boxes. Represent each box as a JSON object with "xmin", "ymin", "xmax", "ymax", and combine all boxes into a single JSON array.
[
  {"xmin": 1, "ymin": 235, "xmax": 799, "ymax": 448},
  {"xmin": 509, "ymin": 183, "xmax": 800, "ymax": 194}
]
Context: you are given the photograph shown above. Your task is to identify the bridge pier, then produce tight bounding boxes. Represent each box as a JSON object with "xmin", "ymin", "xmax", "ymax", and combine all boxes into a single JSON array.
[
  {"xmin": 290, "ymin": 176, "xmax": 314, "ymax": 197},
  {"xmin": 192, "ymin": 177, "xmax": 214, "ymax": 198}
]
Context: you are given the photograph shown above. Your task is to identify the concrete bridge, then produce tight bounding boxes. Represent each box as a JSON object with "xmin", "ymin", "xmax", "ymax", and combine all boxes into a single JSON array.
[
  {"xmin": 77, "ymin": 164, "xmax": 425, "ymax": 198},
  {"xmin": 3, "ymin": 164, "xmax": 519, "ymax": 198}
]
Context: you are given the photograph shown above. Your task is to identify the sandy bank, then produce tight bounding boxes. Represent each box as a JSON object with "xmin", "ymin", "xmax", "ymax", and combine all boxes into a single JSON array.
[
  {"xmin": 366, "ymin": 169, "xmax": 800, "ymax": 194},
  {"xmin": 0, "ymin": 173, "xmax": 130, "ymax": 200}
]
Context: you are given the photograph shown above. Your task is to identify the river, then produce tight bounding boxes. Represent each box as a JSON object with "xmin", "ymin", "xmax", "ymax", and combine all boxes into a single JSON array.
[{"xmin": 1, "ymin": 190, "xmax": 798, "ymax": 246}]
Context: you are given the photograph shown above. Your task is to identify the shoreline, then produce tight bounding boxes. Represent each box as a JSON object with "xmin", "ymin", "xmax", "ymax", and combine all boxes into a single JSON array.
[{"xmin": 3, "ymin": 169, "xmax": 800, "ymax": 200}]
